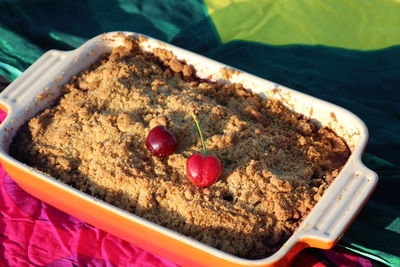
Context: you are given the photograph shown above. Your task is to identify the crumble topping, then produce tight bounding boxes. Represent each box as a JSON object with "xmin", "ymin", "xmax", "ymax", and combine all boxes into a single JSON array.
[{"xmin": 10, "ymin": 36, "xmax": 350, "ymax": 259}]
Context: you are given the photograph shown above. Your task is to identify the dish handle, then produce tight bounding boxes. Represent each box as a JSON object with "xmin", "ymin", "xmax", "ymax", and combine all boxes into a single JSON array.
[
  {"xmin": 0, "ymin": 50, "xmax": 75, "ymax": 116},
  {"xmin": 297, "ymin": 162, "xmax": 378, "ymax": 249}
]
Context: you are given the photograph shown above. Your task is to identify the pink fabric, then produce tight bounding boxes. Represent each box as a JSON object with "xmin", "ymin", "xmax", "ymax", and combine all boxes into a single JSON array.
[
  {"xmin": 0, "ymin": 167, "xmax": 180, "ymax": 266},
  {"xmin": 0, "ymin": 110, "xmax": 374, "ymax": 266}
]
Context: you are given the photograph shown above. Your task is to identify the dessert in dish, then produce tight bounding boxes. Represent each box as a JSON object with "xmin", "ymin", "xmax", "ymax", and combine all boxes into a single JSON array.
[{"xmin": 10, "ymin": 36, "xmax": 350, "ymax": 259}]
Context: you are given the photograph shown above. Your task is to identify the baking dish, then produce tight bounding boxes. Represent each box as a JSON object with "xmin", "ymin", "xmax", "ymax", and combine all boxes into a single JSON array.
[{"xmin": 0, "ymin": 32, "xmax": 378, "ymax": 267}]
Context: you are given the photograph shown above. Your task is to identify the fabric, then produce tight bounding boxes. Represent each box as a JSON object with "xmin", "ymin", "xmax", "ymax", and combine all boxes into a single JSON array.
[
  {"xmin": 0, "ymin": 0, "xmax": 399, "ymax": 266},
  {"xmin": 205, "ymin": 0, "xmax": 400, "ymax": 50}
]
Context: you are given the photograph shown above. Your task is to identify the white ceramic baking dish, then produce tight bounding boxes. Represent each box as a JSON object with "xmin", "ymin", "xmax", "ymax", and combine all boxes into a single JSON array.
[{"xmin": 0, "ymin": 32, "xmax": 378, "ymax": 267}]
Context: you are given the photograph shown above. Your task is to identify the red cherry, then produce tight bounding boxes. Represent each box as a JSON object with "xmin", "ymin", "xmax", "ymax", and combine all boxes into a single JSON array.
[
  {"xmin": 186, "ymin": 153, "xmax": 222, "ymax": 187},
  {"xmin": 146, "ymin": 125, "xmax": 177, "ymax": 157}
]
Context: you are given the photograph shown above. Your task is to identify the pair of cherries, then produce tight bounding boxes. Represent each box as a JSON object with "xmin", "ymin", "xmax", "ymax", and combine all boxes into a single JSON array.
[{"xmin": 145, "ymin": 115, "xmax": 222, "ymax": 187}]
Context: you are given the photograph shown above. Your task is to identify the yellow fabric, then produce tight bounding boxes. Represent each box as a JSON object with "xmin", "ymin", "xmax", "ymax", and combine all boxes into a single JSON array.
[{"xmin": 205, "ymin": 0, "xmax": 400, "ymax": 50}]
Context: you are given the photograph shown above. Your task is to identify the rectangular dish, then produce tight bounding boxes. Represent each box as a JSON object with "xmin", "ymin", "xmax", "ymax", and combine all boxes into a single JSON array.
[{"xmin": 0, "ymin": 32, "xmax": 378, "ymax": 267}]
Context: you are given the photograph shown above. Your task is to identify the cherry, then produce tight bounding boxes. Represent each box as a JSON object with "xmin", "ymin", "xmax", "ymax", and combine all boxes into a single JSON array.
[
  {"xmin": 186, "ymin": 114, "xmax": 223, "ymax": 187},
  {"xmin": 186, "ymin": 153, "xmax": 222, "ymax": 187},
  {"xmin": 146, "ymin": 125, "xmax": 177, "ymax": 157}
]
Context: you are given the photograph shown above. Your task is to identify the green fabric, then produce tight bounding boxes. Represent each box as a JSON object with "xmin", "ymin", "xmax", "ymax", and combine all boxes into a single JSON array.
[
  {"xmin": 205, "ymin": 0, "xmax": 400, "ymax": 50},
  {"xmin": 0, "ymin": 0, "xmax": 399, "ymax": 266},
  {"xmin": 0, "ymin": 62, "xmax": 22, "ymax": 82}
]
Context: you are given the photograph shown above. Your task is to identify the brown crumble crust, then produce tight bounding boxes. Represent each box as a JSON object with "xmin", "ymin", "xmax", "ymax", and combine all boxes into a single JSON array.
[{"xmin": 10, "ymin": 36, "xmax": 350, "ymax": 259}]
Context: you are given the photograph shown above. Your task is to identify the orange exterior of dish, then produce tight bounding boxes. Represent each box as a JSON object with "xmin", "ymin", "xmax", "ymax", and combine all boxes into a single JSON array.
[{"xmin": 0, "ymin": 104, "xmax": 8, "ymax": 113}]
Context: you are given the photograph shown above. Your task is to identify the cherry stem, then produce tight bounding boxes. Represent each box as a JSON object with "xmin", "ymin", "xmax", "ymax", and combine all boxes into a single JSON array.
[{"xmin": 191, "ymin": 113, "xmax": 207, "ymax": 156}]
